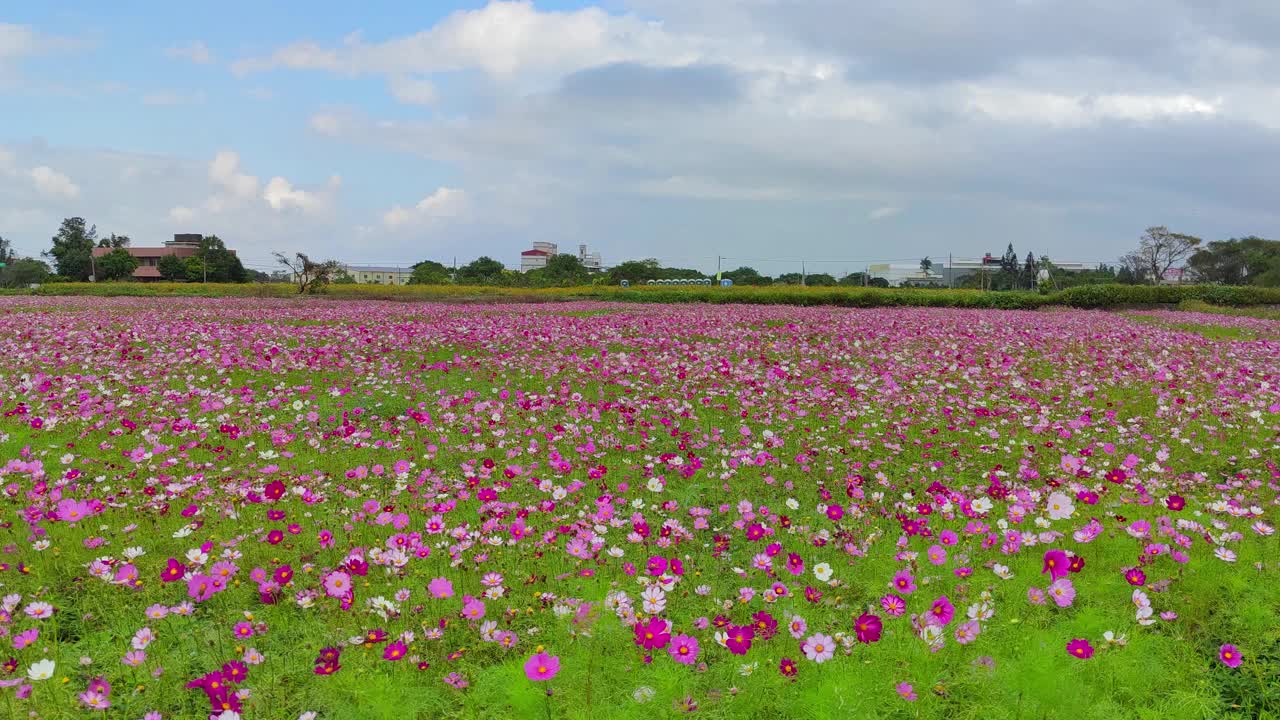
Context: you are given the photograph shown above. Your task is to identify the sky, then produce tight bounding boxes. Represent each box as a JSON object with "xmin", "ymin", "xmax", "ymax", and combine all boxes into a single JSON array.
[{"xmin": 2, "ymin": 1, "xmax": 1279, "ymax": 277}]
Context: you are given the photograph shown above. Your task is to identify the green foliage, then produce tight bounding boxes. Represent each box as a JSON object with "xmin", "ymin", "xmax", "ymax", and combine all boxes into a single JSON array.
[
  {"xmin": 97, "ymin": 247, "xmax": 139, "ymax": 280},
  {"xmin": 1187, "ymin": 236, "xmax": 1280, "ymax": 287},
  {"xmin": 456, "ymin": 256, "xmax": 506, "ymax": 284},
  {"xmin": 528, "ymin": 253, "xmax": 590, "ymax": 286},
  {"xmin": 196, "ymin": 235, "xmax": 247, "ymax": 282},
  {"xmin": 0, "ymin": 257, "xmax": 50, "ymax": 287},
  {"xmin": 45, "ymin": 217, "xmax": 97, "ymax": 280},
  {"xmin": 96, "ymin": 233, "xmax": 130, "ymax": 249},
  {"xmin": 0, "ymin": 235, "xmax": 14, "ymax": 265},
  {"xmin": 410, "ymin": 260, "xmax": 452, "ymax": 285},
  {"xmin": 157, "ymin": 253, "xmax": 187, "ymax": 281},
  {"xmin": 722, "ymin": 266, "xmax": 772, "ymax": 286}
]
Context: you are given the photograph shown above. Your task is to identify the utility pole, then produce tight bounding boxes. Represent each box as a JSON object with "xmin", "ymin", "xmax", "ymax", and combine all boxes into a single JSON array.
[
  {"xmin": 948, "ymin": 253, "xmax": 953, "ymax": 289},
  {"xmin": 801, "ymin": 261, "xmax": 806, "ymax": 286},
  {"xmin": 203, "ymin": 256, "xmax": 208, "ymax": 283},
  {"xmin": 89, "ymin": 253, "xmax": 96, "ymax": 283},
  {"xmin": 716, "ymin": 255, "xmax": 721, "ymax": 283}
]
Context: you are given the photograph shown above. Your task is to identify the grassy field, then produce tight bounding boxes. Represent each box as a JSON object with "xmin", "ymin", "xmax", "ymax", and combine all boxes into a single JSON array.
[
  {"xmin": 5, "ymin": 280, "xmax": 1280, "ymax": 310},
  {"xmin": 1, "ymin": 297, "xmax": 1277, "ymax": 720}
]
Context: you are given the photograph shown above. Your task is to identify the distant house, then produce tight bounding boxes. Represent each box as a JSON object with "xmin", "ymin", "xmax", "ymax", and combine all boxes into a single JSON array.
[
  {"xmin": 342, "ymin": 265, "xmax": 413, "ymax": 284},
  {"xmin": 520, "ymin": 242, "xmax": 558, "ymax": 272},
  {"xmin": 519, "ymin": 241, "xmax": 605, "ymax": 272},
  {"xmin": 91, "ymin": 234, "xmax": 224, "ymax": 281}
]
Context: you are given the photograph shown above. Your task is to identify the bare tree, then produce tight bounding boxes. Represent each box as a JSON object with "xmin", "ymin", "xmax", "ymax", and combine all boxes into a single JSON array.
[
  {"xmin": 273, "ymin": 252, "xmax": 343, "ymax": 294},
  {"xmin": 1133, "ymin": 226, "xmax": 1200, "ymax": 284}
]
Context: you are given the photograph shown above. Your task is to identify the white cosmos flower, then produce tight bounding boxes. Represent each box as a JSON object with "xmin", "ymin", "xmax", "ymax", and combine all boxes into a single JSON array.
[
  {"xmin": 813, "ymin": 563, "xmax": 833, "ymax": 582},
  {"xmin": 27, "ymin": 658, "xmax": 55, "ymax": 681},
  {"xmin": 1046, "ymin": 491, "xmax": 1075, "ymax": 520}
]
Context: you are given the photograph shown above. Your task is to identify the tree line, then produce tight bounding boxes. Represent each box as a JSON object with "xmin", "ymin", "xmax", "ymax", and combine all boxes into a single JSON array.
[{"xmin": 4, "ymin": 220, "xmax": 1276, "ymax": 291}]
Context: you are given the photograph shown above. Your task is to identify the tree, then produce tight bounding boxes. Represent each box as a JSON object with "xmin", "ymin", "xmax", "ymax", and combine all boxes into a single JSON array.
[
  {"xmin": 919, "ymin": 257, "xmax": 933, "ymax": 274},
  {"xmin": 332, "ymin": 269, "xmax": 357, "ymax": 284},
  {"xmin": 1132, "ymin": 226, "xmax": 1200, "ymax": 284},
  {"xmin": 776, "ymin": 272, "xmax": 805, "ymax": 285},
  {"xmin": 45, "ymin": 217, "xmax": 97, "ymax": 280},
  {"xmin": 1000, "ymin": 243, "xmax": 1019, "ymax": 274},
  {"xmin": 157, "ymin": 254, "xmax": 187, "ymax": 281},
  {"xmin": 96, "ymin": 234, "xmax": 130, "ymax": 249},
  {"xmin": 193, "ymin": 235, "xmax": 246, "ymax": 283},
  {"xmin": 721, "ymin": 266, "xmax": 771, "ymax": 286},
  {"xmin": 1187, "ymin": 237, "xmax": 1280, "ymax": 286},
  {"xmin": 607, "ymin": 259, "xmax": 663, "ymax": 284},
  {"xmin": 273, "ymin": 252, "xmax": 343, "ymax": 294},
  {"xmin": 868, "ymin": 276, "xmax": 890, "ymax": 288},
  {"xmin": 98, "ymin": 247, "xmax": 140, "ymax": 281},
  {"xmin": 455, "ymin": 256, "xmax": 506, "ymax": 285},
  {"xmin": 838, "ymin": 272, "xmax": 869, "ymax": 286},
  {"xmin": 533, "ymin": 253, "xmax": 590, "ymax": 286},
  {"xmin": 410, "ymin": 260, "xmax": 452, "ymax": 285},
  {"xmin": 0, "ymin": 236, "xmax": 14, "ymax": 265},
  {"xmin": 805, "ymin": 273, "xmax": 837, "ymax": 286},
  {"xmin": 0, "ymin": 258, "xmax": 50, "ymax": 288}
]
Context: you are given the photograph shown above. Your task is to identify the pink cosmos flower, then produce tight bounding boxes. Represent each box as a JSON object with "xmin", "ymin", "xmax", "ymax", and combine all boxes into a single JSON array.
[
  {"xmin": 523, "ymin": 652, "xmax": 560, "ymax": 682},
  {"xmin": 802, "ymin": 633, "xmax": 835, "ymax": 663},
  {"xmin": 1048, "ymin": 578, "xmax": 1076, "ymax": 608},
  {"xmin": 1066, "ymin": 638, "xmax": 1094, "ymax": 659},
  {"xmin": 896, "ymin": 682, "xmax": 917, "ymax": 701},
  {"xmin": 323, "ymin": 571, "xmax": 352, "ymax": 599},
  {"xmin": 891, "ymin": 570, "xmax": 916, "ymax": 595},
  {"xmin": 927, "ymin": 596, "xmax": 955, "ymax": 626},
  {"xmin": 428, "ymin": 577, "xmax": 454, "ymax": 599},
  {"xmin": 461, "ymin": 597, "xmax": 486, "ymax": 621},
  {"xmin": 1219, "ymin": 644, "xmax": 1242, "ymax": 668},
  {"xmin": 880, "ymin": 594, "xmax": 906, "ymax": 617},
  {"xmin": 668, "ymin": 634, "xmax": 699, "ymax": 665},
  {"xmin": 13, "ymin": 628, "xmax": 37, "ymax": 650}
]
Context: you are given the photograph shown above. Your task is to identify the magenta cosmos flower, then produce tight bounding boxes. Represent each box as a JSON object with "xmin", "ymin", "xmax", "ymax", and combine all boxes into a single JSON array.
[
  {"xmin": 854, "ymin": 613, "xmax": 882, "ymax": 644},
  {"xmin": 523, "ymin": 652, "xmax": 560, "ymax": 682},
  {"xmin": 927, "ymin": 596, "xmax": 955, "ymax": 626},
  {"xmin": 1066, "ymin": 638, "xmax": 1094, "ymax": 659},
  {"xmin": 634, "ymin": 617, "xmax": 671, "ymax": 651},
  {"xmin": 1042, "ymin": 550, "xmax": 1069, "ymax": 580},
  {"xmin": 668, "ymin": 634, "xmax": 699, "ymax": 665},
  {"xmin": 725, "ymin": 625, "xmax": 754, "ymax": 655},
  {"xmin": 1219, "ymin": 644, "xmax": 1242, "ymax": 668}
]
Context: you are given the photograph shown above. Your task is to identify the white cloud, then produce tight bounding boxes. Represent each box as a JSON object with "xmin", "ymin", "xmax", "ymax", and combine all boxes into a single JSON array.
[
  {"xmin": 869, "ymin": 206, "xmax": 903, "ymax": 220},
  {"xmin": 29, "ymin": 166, "xmax": 80, "ymax": 199},
  {"xmin": 208, "ymin": 151, "xmax": 260, "ymax": 200},
  {"xmin": 232, "ymin": 1, "xmax": 695, "ymax": 82},
  {"xmin": 963, "ymin": 87, "xmax": 1222, "ymax": 127},
  {"xmin": 0, "ymin": 24, "xmax": 38, "ymax": 61},
  {"xmin": 264, "ymin": 175, "xmax": 340, "ymax": 213},
  {"xmin": 388, "ymin": 75, "xmax": 437, "ymax": 105},
  {"xmin": 169, "ymin": 206, "xmax": 195, "ymax": 223},
  {"xmin": 166, "ymin": 41, "xmax": 212, "ymax": 65},
  {"xmin": 383, "ymin": 187, "xmax": 467, "ymax": 228}
]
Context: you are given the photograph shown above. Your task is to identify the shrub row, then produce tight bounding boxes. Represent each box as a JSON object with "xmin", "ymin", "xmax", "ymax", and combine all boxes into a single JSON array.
[{"xmin": 4, "ymin": 282, "xmax": 1279, "ymax": 309}]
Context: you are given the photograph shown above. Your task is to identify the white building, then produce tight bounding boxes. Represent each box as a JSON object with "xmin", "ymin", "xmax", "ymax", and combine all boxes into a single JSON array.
[
  {"xmin": 520, "ymin": 242, "xmax": 558, "ymax": 272},
  {"xmin": 519, "ymin": 242, "xmax": 605, "ymax": 273}
]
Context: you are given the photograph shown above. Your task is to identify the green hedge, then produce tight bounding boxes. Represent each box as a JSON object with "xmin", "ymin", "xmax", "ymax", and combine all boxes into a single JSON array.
[{"xmin": 4, "ymin": 282, "xmax": 1279, "ymax": 309}]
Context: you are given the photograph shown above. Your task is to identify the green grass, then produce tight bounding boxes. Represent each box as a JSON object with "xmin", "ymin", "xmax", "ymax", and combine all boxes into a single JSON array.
[
  {"xmin": 2, "ymin": 300, "xmax": 1277, "ymax": 720},
  {"xmin": 6, "ymin": 281, "xmax": 1280, "ymax": 310}
]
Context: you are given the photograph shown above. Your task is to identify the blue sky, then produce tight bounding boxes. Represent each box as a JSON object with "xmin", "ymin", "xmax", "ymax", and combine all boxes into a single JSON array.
[{"xmin": 3, "ymin": 1, "xmax": 1279, "ymax": 275}]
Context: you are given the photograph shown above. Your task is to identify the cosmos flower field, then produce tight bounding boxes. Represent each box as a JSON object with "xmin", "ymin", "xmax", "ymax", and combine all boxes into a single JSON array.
[{"xmin": 2, "ymin": 297, "xmax": 1278, "ymax": 720}]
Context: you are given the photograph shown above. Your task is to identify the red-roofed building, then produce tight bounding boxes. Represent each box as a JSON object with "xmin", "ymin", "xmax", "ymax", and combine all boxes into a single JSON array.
[
  {"xmin": 91, "ymin": 234, "xmax": 234, "ymax": 281},
  {"xmin": 520, "ymin": 242, "xmax": 558, "ymax": 272}
]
